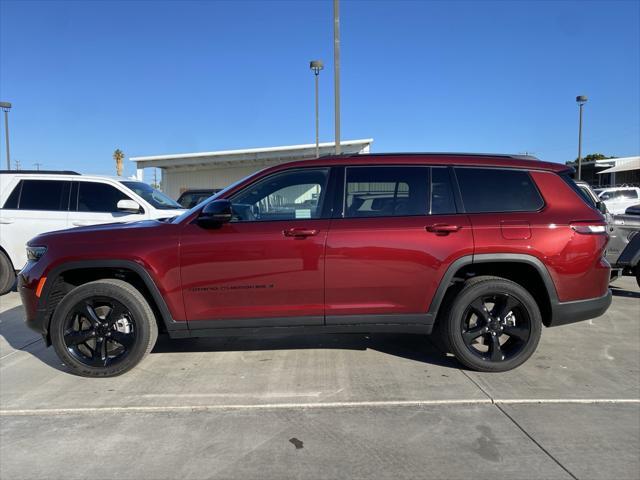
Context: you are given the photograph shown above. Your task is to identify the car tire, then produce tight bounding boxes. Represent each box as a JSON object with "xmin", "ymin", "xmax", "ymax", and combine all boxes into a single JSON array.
[
  {"xmin": 441, "ymin": 275, "xmax": 542, "ymax": 372},
  {"xmin": 50, "ymin": 279, "xmax": 158, "ymax": 377},
  {"xmin": 636, "ymin": 268, "xmax": 640, "ymax": 289},
  {"xmin": 0, "ymin": 251, "xmax": 16, "ymax": 295}
]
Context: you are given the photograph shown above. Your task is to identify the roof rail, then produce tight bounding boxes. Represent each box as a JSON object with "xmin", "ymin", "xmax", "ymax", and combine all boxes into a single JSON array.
[
  {"xmin": 345, "ymin": 152, "xmax": 540, "ymax": 161},
  {"xmin": 0, "ymin": 170, "xmax": 81, "ymax": 175}
]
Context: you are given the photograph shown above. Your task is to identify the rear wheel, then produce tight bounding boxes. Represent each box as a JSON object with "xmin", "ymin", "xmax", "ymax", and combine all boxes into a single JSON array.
[
  {"xmin": 50, "ymin": 279, "xmax": 157, "ymax": 377},
  {"xmin": 0, "ymin": 251, "xmax": 15, "ymax": 295},
  {"xmin": 442, "ymin": 276, "xmax": 542, "ymax": 372}
]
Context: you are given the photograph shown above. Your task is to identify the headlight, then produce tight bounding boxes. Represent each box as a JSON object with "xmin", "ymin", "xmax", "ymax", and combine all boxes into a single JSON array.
[{"xmin": 26, "ymin": 246, "xmax": 47, "ymax": 262}]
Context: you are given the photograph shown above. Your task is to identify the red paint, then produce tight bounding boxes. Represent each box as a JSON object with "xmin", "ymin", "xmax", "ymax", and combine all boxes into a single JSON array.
[{"xmin": 19, "ymin": 154, "xmax": 610, "ymax": 328}]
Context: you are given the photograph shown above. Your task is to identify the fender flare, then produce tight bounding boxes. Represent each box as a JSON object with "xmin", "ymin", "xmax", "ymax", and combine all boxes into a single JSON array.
[
  {"xmin": 40, "ymin": 259, "xmax": 185, "ymax": 335},
  {"xmin": 426, "ymin": 253, "xmax": 560, "ymax": 317}
]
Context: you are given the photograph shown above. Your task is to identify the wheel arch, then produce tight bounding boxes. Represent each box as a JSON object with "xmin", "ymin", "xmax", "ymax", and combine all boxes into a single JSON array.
[
  {"xmin": 428, "ymin": 254, "xmax": 559, "ymax": 327},
  {"xmin": 40, "ymin": 260, "xmax": 184, "ymax": 342}
]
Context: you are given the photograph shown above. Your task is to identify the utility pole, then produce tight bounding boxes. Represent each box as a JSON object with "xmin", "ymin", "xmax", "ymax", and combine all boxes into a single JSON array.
[
  {"xmin": 33, "ymin": 162, "xmax": 42, "ymax": 171},
  {"xmin": 333, "ymin": 0, "xmax": 341, "ymax": 155},
  {"xmin": 14, "ymin": 159, "xmax": 21, "ymax": 170}
]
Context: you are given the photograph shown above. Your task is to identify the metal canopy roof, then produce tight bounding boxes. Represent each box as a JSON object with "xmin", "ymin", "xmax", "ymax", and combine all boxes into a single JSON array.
[
  {"xmin": 597, "ymin": 156, "xmax": 640, "ymax": 174},
  {"xmin": 130, "ymin": 139, "xmax": 373, "ymax": 170}
]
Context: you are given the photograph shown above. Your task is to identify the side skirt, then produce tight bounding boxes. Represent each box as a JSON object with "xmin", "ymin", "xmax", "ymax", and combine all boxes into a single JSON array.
[{"xmin": 170, "ymin": 314, "xmax": 435, "ymax": 339}]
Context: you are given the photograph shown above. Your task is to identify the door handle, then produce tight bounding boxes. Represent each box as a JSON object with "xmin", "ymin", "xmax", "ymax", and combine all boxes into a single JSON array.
[
  {"xmin": 72, "ymin": 221, "xmax": 92, "ymax": 227},
  {"xmin": 283, "ymin": 228, "xmax": 319, "ymax": 238},
  {"xmin": 426, "ymin": 224, "xmax": 461, "ymax": 235},
  {"xmin": 0, "ymin": 218, "xmax": 14, "ymax": 224}
]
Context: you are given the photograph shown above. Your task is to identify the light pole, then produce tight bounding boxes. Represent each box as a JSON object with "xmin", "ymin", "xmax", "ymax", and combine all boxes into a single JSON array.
[
  {"xmin": 333, "ymin": 0, "xmax": 341, "ymax": 155},
  {"xmin": 310, "ymin": 60, "xmax": 324, "ymax": 158},
  {"xmin": 576, "ymin": 95, "xmax": 587, "ymax": 180},
  {"xmin": 0, "ymin": 101, "xmax": 11, "ymax": 170}
]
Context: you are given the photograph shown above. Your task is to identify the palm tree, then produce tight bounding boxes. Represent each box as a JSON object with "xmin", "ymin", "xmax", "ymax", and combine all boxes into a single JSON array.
[{"xmin": 113, "ymin": 149, "xmax": 124, "ymax": 176}]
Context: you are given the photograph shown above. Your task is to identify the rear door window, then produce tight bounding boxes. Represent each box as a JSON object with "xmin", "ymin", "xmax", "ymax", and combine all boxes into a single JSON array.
[
  {"xmin": 344, "ymin": 166, "xmax": 429, "ymax": 218},
  {"xmin": 455, "ymin": 168, "xmax": 544, "ymax": 213},
  {"xmin": 76, "ymin": 182, "xmax": 131, "ymax": 212},
  {"xmin": 13, "ymin": 180, "xmax": 71, "ymax": 211}
]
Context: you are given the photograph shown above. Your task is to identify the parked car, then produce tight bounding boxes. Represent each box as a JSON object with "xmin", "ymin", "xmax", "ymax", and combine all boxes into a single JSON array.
[
  {"xmin": 19, "ymin": 154, "xmax": 611, "ymax": 377},
  {"xmin": 625, "ymin": 204, "xmax": 640, "ymax": 215},
  {"xmin": 596, "ymin": 187, "xmax": 640, "ymax": 214},
  {"xmin": 176, "ymin": 189, "xmax": 222, "ymax": 209},
  {"xmin": 0, "ymin": 170, "xmax": 185, "ymax": 294},
  {"xmin": 574, "ymin": 180, "xmax": 640, "ymax": 286}
]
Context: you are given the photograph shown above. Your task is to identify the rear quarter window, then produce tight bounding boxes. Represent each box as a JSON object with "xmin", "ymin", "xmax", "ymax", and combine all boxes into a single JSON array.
[{"xmin": 455, "ymin": 168, "xmax": 544, "ymax": 213}]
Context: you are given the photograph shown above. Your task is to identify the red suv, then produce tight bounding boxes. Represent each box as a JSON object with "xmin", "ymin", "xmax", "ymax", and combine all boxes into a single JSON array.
[{"xmin": 19, "ymin": 154, "xmax": 611, "ymax": 377}]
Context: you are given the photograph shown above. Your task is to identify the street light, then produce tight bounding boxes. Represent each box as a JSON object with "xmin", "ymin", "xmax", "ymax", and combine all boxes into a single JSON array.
[
  {"xmin": 576, "ymin": 95, "xmax": 588, "ymax": 180},
  {"xmin": 309, "ymin": 60, "xmax": 324, "ymax": 158},
  {"xmin": 0, "ymin": 101, "xmax": 11, "ymax": 170}
]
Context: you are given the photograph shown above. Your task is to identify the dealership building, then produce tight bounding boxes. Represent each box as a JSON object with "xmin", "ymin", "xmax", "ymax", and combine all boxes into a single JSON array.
[{"xmin": 131, "ymin": 139, "xmax": 373, "ymax": 200}]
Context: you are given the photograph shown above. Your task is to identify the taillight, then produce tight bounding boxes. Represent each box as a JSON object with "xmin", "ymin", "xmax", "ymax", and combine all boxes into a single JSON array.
[{"xmin": 570, "ymin": 222, "xmax": 607, "ymax": 234}]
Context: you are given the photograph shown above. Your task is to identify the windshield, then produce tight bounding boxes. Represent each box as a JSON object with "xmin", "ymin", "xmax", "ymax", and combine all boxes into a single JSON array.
[{"xmin": 121, "ymin": 181, "xmax": 182, "ymax": 210}]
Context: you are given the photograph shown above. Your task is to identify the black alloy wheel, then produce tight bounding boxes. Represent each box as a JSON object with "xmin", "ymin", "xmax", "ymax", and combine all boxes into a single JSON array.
[
  {"xmin": 50, "ymin": 279, "xmax": 157, "ymax": 377},
  {"xmin": 63, "ymin": 297, "xmax": 137, "ymax": 368},
  {"xmin": 460, "ymin": 293, "xmax": 531, "ymax": 362},
  {"xmin": 441, "ymin": 276, "xmax": 542, "ymax": 372}
]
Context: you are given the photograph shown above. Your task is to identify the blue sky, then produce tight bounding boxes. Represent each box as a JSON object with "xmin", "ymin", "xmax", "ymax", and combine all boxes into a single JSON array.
[{"xmin": 1, "ymin": 0, "xmax": 639, "ymax": 178}]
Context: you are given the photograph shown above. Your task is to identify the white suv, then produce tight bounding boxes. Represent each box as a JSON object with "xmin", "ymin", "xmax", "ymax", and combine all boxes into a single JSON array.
[
  {"xmin": 0, "ymin": 170, "xmax": 185, "ymax": 294},
  {"xmin": 596, "ymin": 187, "xmax": 640, "ymax": 215}
]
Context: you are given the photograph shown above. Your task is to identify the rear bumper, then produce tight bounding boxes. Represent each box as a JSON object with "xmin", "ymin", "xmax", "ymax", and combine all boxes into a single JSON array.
[{"xmin": 548, "ymin": 290, "xmax": 612, "ymax": 327}]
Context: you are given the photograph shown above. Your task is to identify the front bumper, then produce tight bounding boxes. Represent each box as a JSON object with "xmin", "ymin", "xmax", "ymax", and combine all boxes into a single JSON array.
[
  {"xmin": 18, "ymin": 269, "xmax": 50, "ymax": 342},
  {"xmin": 548, "ymin": 290, "xmax": 612, "ymax": 327}
]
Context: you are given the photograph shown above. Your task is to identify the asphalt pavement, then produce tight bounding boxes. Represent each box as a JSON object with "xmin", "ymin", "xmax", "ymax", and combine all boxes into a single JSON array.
[{"xmin": 1, "ymin": 277, "xmax": 638, "ymax": 480}]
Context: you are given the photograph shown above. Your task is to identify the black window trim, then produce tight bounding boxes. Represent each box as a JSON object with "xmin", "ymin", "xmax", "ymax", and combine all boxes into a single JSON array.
[
  {"xmin": 225, "ymin": 166, "xmax": 333, "ymax": 223},
  {"xmin": 452, "ymin": 166, "xmax": 546, "ymax": 214}
]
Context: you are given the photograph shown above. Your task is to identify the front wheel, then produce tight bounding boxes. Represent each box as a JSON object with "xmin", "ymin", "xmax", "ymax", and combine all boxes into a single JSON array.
[
  {"xmin": 441, "ymin": 276, "xmax": 542, "ymax": 372},
  {"xmin": 50, "ymin": 279, "xmax": 158, "ymax": 377},
  {"xmin": 0, "ymin": 251, "xmax": 16, "ymax": 295}
]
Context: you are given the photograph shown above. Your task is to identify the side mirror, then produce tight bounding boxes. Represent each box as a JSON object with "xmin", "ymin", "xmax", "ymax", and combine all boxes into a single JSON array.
[
  {"xmin": 596, "ymin": 201, "xmax": 608, "ymax": 215},
  {"xmin": 117, "ymin": 199, "xmax": 142, "ymax": 213},
  {"xmin": 197, "ymin": 199, "xmax": 232, "ymax": 227}
]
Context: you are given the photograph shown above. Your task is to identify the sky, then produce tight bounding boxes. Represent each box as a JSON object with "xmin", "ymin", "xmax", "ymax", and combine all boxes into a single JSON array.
[{"xmin": 1, "ymin": 0, "xmax": 639, "ymax": 178}]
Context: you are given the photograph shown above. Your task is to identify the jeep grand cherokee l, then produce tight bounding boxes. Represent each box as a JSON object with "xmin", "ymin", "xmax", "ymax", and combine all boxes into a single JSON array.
[{"xmin": 18, "ymin": 154, "xmax": 612, "ymax": 377}]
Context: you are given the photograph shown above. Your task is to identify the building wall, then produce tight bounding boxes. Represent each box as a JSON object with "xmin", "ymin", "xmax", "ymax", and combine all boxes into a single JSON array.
[{"xmin": 162, "ymin": 165, "xmax": 262, "ymax": 199}]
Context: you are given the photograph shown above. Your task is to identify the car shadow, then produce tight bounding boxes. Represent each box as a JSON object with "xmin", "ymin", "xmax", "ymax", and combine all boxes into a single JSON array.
[
  {"xmin": 1, "ymin": 303, "xmax": 461, "ymax": 372},
  {"xmin": 610, "ymin": 286, "xmax": 640, "ymax": 299},
  {"xmin": 151, "ymin": 331, "xmax": 461, "ymax": 369}
]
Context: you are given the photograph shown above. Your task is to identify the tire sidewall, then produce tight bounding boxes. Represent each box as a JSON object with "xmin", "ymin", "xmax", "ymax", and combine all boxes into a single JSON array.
[
  {"xmin": 446, "ymin": 278, "xmax": 542, "ymax": 372},
  {"xmin": 50, "ymin": 280, "xmax": 155, "ymax": 377},
  {"xmin": 0, "ymin": 251, "xmax": 15, "ymax": 295}
]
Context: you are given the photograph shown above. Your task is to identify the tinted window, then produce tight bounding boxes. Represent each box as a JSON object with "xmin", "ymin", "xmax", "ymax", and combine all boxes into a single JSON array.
[
  {"xmin": 18, "ymin": 180, "xmax": 70, "ymax": 211},
  {"xmin": 455, "ymin": 168, "xmax": 544, "ymax": 213},
  {"xmin": 2, "ymin": 181, "xmax": 22, "ymax": 209},
  {"xmin": 345, "ymin": 166, "xmax": 428, "ymax": 218},
  {"xmin": 77, "ymin": 182, "xmax": 130, "ymax": 213},
  {"xmin": 430, "ymin": 168, "xmax": 457, "ymax": 214},
  {"xmin": 230, "ymin": 169, "xmax": 328, "ymax": 221}
]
